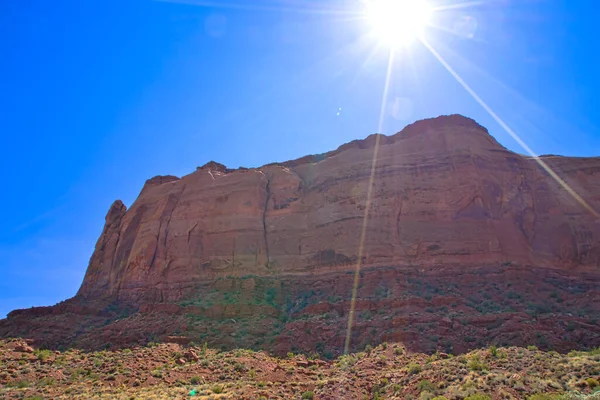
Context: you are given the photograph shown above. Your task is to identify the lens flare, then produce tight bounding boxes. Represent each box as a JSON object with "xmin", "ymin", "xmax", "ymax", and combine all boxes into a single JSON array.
[{"xmin": 365, "ymin": 0, "xmax": 432, "ymax": 46}]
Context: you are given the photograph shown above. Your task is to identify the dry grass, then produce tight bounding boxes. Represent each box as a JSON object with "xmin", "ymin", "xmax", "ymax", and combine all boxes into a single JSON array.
[{"xmin": 0, "ymin": 339, "xmax": 599, "ymax": 399}]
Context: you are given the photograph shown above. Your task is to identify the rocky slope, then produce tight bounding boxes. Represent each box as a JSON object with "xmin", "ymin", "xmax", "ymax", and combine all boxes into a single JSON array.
[
  {"xmin": 1, "ymin": 114, "xmax": 599, "ymax": 356},
  {"xmin": 1, "ymin": 339, "xmax": 599, "ymax": 399}
]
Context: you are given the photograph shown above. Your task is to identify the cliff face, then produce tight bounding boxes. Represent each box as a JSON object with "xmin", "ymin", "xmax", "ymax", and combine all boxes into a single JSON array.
[
  {"xmin": 78, "ymin": 114, "xmax": 600, "ymax": 304},
  {"xmin": 3, "ymin": 114, "xmax": 600, "ymax": 355}
]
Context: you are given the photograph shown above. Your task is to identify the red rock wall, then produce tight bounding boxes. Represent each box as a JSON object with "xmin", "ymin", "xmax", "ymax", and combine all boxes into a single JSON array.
[{"xmin": 76, "ymin": 115, "xmax": 600, "ymax": 305}]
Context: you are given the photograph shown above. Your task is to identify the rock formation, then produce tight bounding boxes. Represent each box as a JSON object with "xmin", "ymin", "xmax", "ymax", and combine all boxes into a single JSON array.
[{"xmin": 2, "ymin": 115, "xmax": 599, "ymax": 355}]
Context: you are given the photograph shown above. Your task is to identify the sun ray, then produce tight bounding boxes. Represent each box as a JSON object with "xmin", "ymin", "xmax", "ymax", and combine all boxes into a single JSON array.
[
  {"xmin": 426, "ymin": 21, "xmax": 488, "ymax": 43},
  {"xmin": 434, "ymin": 38, "xmax": 596, "ymax": 167},
  {"xmin": 420, "ymin": 38, "xmax": 599, "ymax": 218},
  {"xmin": 344, "ymin": 48, "xmax": 396, "ymax": 355},
  {"xmin": 432, "ymin": 0, "xmax": 491, "ymax": 12},
  {"xmin": 425, "ymin": 36, "xmax": 562, "ymax": 125},
  {"xmin": 348, "ymin": 42, "xmax": 386, "ymax": 88},
  {"xmin": 154, "ymin": 0, "xmax": 360, "ymax": 17}
]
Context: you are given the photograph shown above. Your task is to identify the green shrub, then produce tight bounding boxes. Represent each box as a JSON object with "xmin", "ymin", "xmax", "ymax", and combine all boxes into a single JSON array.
[
  {"xmin": 190, "ymin": 376, "xmax": 201, "ymax": 385},
  {"xmin": 234, "ymin": 362, "xmax": 246, "ymax": 372},
  {"xmin": 34, "ymin": 349, "xmax": 52, "ymax": 361},
  {"xmin": 408, "ymin": 363, "xmax": 422, "ymax": 374},
  {"xmin": 336, "ymin": 354, "xmax": 356, "ymax": 370},
  {"xmin": 302, "ymin": 391, "xmax": 315, "ymax": 400},
  {"xmin": 7, "ymin": 380, "xmax": 31, "ymax": 388},
  {"xmin": 587, "ymin": 377, "xmax": 600, "ymax": 388},
  {"xmin": 489, "ymin": 345, "xmax": 498, "ymax": 357},
  {"xmin": 464, "ymin": 395, "xmax": 491, "ymax": 400},
  {"xmin": 527, "ymin": 345, "xmax": 538, "ymax": 351},
  {"xmin": 212, "ymin": 385, "xmax": 224, "ymax": 394},
  {"xmin": 467, "ymin": 355, "xmax": 487, "ymax": 371},
  {"xmin": 37, "ymin": 376, "xmax": 56, "ymax": 387},
  {"xmin": 150, "ymin": 369, "xmax": 163, "ymax": 378},
  {"xmin": 417, "ymin": 380, "xmax": 435, "ymax": 392}
]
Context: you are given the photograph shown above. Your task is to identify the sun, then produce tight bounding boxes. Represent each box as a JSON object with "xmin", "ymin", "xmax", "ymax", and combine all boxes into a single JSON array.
[{"xmin": 365, "ymin": 0, "xmax": 433, "ymax": 47}]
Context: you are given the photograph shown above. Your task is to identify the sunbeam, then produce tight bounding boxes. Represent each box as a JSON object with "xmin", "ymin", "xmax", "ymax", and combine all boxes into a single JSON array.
[
  {"xmin": 344, "ymin": 48, "xmax": 396, "ymax": 355},
  {"xmin": 348, "ymin": 43, "xmax": 383, "ymax": 88},
  {"xmin": 426, "ymin": 20, "xmax": 487, "ymax": 43},
  {"xmin": 420, "ymin": 38, "xmax": 599, "ymax": 218},
  {"xmin": 154, "ymin": 0, "xmax": 360, "ymax": 17},
  {"xmin": 433, "ymin": 0, "xmax": 491, "ymax": 12}
]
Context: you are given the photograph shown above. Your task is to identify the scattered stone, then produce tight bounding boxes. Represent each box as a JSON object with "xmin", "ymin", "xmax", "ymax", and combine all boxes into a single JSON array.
[
  {"xmin": 184, "ymin": 349, "xmax": 199, "ymax": 362},
  {"xmin": 15, "ymin": 343, "xmax": 34, "ymax": 353}
]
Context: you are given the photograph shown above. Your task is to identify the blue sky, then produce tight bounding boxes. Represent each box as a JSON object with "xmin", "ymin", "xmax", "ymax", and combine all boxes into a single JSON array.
[{"xmin": 1, "ymin": 0, "xmax": 599, "ymax": 318}]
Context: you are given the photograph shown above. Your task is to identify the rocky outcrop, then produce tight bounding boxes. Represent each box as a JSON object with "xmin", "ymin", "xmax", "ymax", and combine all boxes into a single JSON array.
[
  {"xmin": 2, "ymin": 114, "xmax": 599, "ymax": 354},
  {"xmin": 75, "ymin": 114, "xmax": 599, "ymax": 304}
]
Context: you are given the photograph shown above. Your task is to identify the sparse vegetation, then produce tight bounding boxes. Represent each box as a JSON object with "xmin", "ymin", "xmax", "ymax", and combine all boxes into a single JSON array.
[
  {"xmin": 33, "ymin": 348, "xmax": 52, "ymax": 362},
  {"xmin": 417, "ymin": 379, "xmax": 435, "ymax": 392},
  {"xmin": 0, "ymin": 339, "xmax": 598, "ymax": 399},
  {"xmin": 467, "ymin": 354, "xmax": 488, "ymax": 371},
  {"xmin": 408, "ymin": 362, "xmax": 422, "ymax": 374},
  {"xmin": 587, "ymin": 377, "xmax": 599, "ymax": 388},
  {"xmin": 464, "ymin": 395, "xmax": 491, "ymax": 400}
]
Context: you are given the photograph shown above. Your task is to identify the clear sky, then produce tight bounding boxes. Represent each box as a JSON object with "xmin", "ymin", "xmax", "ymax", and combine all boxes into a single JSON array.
[{"xmin": 1, "ymin": 0, "xmax": 599, "ymax": 318}]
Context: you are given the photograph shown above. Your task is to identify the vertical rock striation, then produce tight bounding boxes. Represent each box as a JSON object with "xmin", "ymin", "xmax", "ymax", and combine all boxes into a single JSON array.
[{"xmin": 75, "ymin": 115, "xmax": 600, "ymax": 304}]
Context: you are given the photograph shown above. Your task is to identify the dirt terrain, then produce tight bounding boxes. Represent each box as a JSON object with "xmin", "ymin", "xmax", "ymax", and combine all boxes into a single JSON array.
[{"xmin": 1, "ymin": 338, "xmax": 599, "ymax": 399}]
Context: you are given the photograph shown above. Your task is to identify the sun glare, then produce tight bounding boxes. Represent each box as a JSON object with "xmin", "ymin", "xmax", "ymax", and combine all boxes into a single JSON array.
[{"xmin": 365, "ymin": 0, "xmax": 432, "ymax": 46}]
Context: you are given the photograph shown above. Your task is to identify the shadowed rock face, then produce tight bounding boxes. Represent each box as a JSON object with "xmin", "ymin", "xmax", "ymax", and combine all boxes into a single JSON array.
[
  {"xmin": 3, "ymin": 114, "xmax": 600, "ymax": 354},
  {"xmin": 77, "ymin": 114, "xmax": 600, "ymax": 304}
]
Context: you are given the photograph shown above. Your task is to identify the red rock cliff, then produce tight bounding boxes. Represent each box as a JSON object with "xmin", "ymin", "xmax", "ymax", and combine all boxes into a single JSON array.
[
  {"xmin": 4, "ymin": 114, "xmax": 600, "ymax": 355},
  {"xmin": 76, "ymin": 114, "xmax": 600, "ymax": 305}
]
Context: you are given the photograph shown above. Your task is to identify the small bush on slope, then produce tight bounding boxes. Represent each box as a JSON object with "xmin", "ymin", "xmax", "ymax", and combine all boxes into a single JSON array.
[{"xmin": 464, "ymin": 395, "xmax": 491, "ymax": 400}]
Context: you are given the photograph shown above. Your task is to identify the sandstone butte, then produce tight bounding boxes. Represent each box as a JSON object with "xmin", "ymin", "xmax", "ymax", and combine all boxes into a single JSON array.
[{"xmin": 2, "ymin": 114, "xmax": 599, "ymax": 357}]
